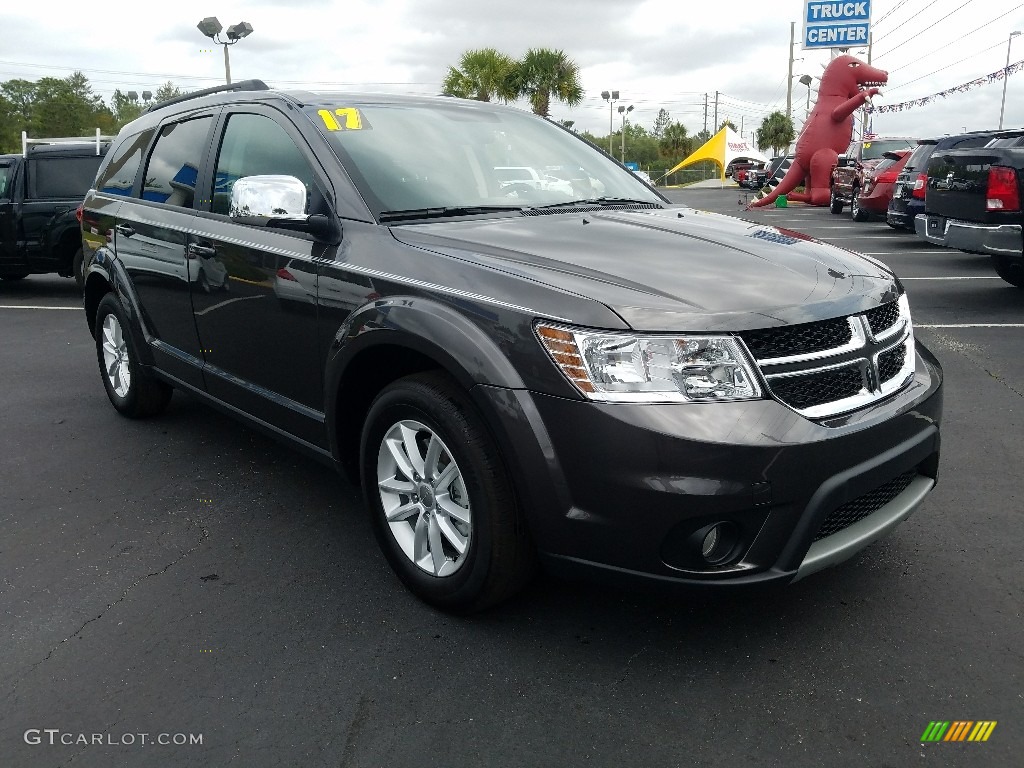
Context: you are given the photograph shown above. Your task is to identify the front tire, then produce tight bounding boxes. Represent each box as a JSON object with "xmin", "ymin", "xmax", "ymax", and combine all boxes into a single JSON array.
[
  {"xmin": 851, "ymin": 187, "xmax": 868, "ymax": 221},
  {"xmin": 94, "ymin": 293, "xmax": 172, "ymax": 418},
  {"xmin": 360, "ymin": 372, "xmax": 534, "ymax": 612},
  {"xmin": 829, "ymin": 187, "xmax": 843, "ymax": 214}
]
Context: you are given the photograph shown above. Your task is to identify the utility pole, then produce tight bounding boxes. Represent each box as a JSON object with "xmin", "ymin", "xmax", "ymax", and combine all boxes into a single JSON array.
[
  {"xmin": 786, "ymin": 21, "xmax": 795, "ymax": 120},
  {"xmin": 703, "ymin": 93, "xmax": 708, "ymax": 135},
  {"xmin": 861, "ymin": 31, "xmax": 874, "ymax": 138},
  {"xmin": 714, "ymin": 91, "xmax": 719, "ymax": 132}
]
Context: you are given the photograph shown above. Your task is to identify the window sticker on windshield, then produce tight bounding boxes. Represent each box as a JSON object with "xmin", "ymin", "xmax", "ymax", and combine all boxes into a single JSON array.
[
  {"xmin": 863, "ymin": 142, "xmax": 872, "ymax": 149},
  {"xmin": 317, "ymin": 108, "xmax": 368, "ymax": 132}
]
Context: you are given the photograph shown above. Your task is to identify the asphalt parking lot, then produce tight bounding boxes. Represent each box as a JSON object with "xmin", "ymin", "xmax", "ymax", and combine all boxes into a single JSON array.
[{"xmin": 2, "ymin": 191, "xmax": 1022, "ymax": 768}]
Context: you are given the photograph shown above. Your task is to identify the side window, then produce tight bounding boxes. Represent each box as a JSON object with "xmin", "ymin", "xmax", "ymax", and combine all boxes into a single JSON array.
[
  {"xmin": 0, "ymin": 164, "xmax": 10, "ymax": 198},
  {"xmin": 213, "ymin": 113, "xmax": 315, "ymax": 215},
  {"xmin": 141, "ymin": 117, "xmax": 213, "ymax": 208},
  {"xmin": 96, "ymin": 130, "xmax": 154, "ymax": 196},
  {"xmin": 29, "ymin": 156, "xmax": 104, "ymax": 198}
]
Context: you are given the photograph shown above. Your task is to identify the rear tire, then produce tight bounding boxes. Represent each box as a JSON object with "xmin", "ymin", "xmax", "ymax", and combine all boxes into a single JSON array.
[
  {"xmin": 992, "ymin": 256, "xmax": 1024, "ymax": 288},
  {"xmin": 829, "ymin": 187, "xmax": 843, "ymax": 214},
  {"xmin": 73, "ymin": 248, "xmax": 85, "ymax": 291},
  {"xmin": 360, "ymin": 372, "xmax": 535, "ymax": 612},
  {"xmin": 94, "ymin": 293, "xmax": 172, "ymax": 418}
]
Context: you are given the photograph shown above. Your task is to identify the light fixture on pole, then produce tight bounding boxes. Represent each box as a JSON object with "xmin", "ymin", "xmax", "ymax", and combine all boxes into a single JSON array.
[
  {"xmin": 618, "ymin": 104, "xmax": 634, "ymax": 162},
  {"xmin": 197, "ymin": 16, "xmax": 254, "ymax": 85},
  {"xmin": 799, "ymin": 74, "xmax": 814, "ymax": 121},
  {"xmin": 601, "ymin": 90, "xmax": 619, "ymax": 155},
  {"xmin": 999, "ymin": 31, "xmax": 1021, "ymax": 130}
]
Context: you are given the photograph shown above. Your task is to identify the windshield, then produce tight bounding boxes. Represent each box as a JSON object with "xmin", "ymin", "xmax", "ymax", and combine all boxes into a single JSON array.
[
  {"xmin": 305, "ymin": 101, "xmax": 662, "ymax": 217},
  {"xmin": 0, "ymin": 164, "xmax": 10, "ymax": 198},
  {"xmin": 861, "ymin": 139, "xmax": 916, "ymax": 161}
]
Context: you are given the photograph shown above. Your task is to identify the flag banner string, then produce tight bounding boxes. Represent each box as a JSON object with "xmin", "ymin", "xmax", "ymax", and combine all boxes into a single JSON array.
[{"xmin": 866, "ymin": 58, "xmax": 1024, "ymax": 113}]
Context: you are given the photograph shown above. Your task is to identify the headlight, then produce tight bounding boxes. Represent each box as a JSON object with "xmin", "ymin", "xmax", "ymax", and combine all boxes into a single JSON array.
[{"xmin": 536, "ymin": 323, "xmax": 762, "ymax": 403}]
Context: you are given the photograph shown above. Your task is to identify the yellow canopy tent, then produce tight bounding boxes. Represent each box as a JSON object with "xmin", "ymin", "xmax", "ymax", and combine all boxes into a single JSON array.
[{"xmin": 665, "ymin": 126, "xmax": 769, "ymax": 183}]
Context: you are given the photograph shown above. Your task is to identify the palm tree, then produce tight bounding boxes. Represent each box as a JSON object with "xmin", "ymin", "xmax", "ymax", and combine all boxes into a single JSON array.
[
  {"xmin": 659, "ymin": 122, "xmax": 691, "ymax": 160},
  {"xmin": 756, "ymin": 111, "xmax": 796, "ymax": 156},
  {"xmin": 513, "ymin": 48, "xmax": 583, "ymax": 118},
  {"xmin": 441, "ymin": 48, "xmax": 518, "ymax": 102}
]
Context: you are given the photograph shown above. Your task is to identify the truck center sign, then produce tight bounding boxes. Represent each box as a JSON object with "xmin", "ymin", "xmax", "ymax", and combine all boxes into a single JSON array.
[{"xmin": 803, "ymin": 1, "xmax": 872, "ymax": 49}]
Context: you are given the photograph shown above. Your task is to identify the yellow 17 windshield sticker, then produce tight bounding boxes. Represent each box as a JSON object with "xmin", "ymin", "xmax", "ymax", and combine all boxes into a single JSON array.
[{"xmin": 318, "ymin": 108, "xmax": 367, "ymax": 131}]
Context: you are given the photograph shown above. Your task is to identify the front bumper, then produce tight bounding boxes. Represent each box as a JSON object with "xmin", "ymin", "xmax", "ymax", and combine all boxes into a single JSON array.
[
  {"xmin": 474, "ymin": 342, "xmax": 943, "ymax": 589},
  {"xmin": 915, "ymin": 214, "xmax": 1023, "ymax": 256}
]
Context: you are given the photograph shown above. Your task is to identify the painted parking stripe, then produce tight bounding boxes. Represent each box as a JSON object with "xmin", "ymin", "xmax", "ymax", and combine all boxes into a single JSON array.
[
  {"xmin": 917, "ymin": 323, "xmax": 1024, "ymax": 328},
  {"xmin": 0, "ymin": 305, "xmax": 81, "ymax": 310}
]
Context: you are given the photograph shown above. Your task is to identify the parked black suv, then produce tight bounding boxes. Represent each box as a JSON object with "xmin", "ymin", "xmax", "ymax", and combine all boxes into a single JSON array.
[
  {"xmin": 887, "ymin": 131, "xmax": 997, "ymax": 231},
  {"xmin": 1, "ymin": 135, "xmax": 109, "ymax": 286},
  {"xmin": 81, "ymin": 81, "xmax": 943, "ymax": 611}
]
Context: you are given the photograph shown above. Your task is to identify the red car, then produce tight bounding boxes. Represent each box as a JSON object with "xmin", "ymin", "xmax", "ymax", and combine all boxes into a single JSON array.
[{"xmin": 853, "ymin": 150, "xmax": 910, "ymax": 221}]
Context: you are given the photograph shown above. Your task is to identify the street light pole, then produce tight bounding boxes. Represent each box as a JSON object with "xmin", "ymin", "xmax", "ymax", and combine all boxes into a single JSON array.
[
  {"xmin": 999, "ymin": 31, "xmax": 1021, "ymax": 130},
  {"xmin": 601, "ymin": 90, "xmax": 619, "ymax": 155},
  {"xmin": 618, "ymin": 104, "xmax": 633, "ymax": 162},
  {"xmin": 197, "ymin": 17, "xmax": 254, "ymax": 85}
]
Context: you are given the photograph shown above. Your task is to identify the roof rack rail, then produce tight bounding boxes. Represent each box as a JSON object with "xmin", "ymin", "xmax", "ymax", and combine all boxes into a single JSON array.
[
  {"xmin": 22, "ymin": 128, "xmax": 113, "ymax": 157},
  {"xmin": 145, "ymin": 79, "xmax": 271, "ymax": 113}
]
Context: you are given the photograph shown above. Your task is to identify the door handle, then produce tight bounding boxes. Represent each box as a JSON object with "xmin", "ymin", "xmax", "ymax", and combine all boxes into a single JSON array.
[
  {"xmin": 115, "ymin": 224, "xmax": 135, "ymax": 238},
  {"xmin": 187, "ymin": 243, "xmax": 217, "ymax": 259}
]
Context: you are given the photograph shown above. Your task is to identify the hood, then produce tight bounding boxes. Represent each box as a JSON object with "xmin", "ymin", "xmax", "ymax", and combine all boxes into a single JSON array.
[{"xmin": 390, "ymin": 207, "xmax": 900, "ymax": 332}]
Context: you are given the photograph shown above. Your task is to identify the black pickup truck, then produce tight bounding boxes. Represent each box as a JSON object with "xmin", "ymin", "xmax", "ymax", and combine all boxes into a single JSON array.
[
  {"xmin": 915, "ymin": 130, "xmax": 1024, "ymax": 287},
  {"xmin": 0, "ymin": 136, "xmax": 109, "ymax": 287}
]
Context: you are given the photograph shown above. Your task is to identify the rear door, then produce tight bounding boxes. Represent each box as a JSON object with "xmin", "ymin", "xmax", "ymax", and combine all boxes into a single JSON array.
[
  {"xmin": 114, "ymin": 112, "xmax": 218, "ymax": 388},
  {"xmin": 188, "ymin": 105, "xmax": 334, "ymax": 445},
  {"xmin": 0, "ymin": 159, "xmax": 17, "ymax": 265}
]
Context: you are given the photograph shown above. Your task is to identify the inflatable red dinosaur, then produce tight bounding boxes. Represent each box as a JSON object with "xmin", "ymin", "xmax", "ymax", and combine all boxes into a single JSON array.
[{"xmin": 750, "ymin": 55, "xmax": 887, "ymax": 207}]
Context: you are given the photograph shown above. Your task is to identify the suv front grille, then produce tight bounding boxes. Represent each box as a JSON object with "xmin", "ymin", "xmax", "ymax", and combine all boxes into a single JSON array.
[
  {"xmin": 865, "ymin": 301, "xmax": 900, "ymax": 337},
  {"xmin": 878, "ymin": 343, "xmax": 907, "ymax": 383},
  {"xmin": 768, "ymin": 366, "xmax": 864, "ymax": 410},
  {"xmin": 813, "ymin": 470, "xmax": 918, "ymax": 541},
  {"xmin": 742, "ymin": 296, "xmax": 914, "ymax": 418},
  {"xmin": 740, "ymin": 317, "xmax": 852, "ymax": 360}
]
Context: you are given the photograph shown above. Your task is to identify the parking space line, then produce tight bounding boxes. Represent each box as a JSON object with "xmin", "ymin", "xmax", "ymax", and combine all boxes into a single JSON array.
[{"xmin": 0, "ymin": 305, "xmax": 81, "ymax": 310}]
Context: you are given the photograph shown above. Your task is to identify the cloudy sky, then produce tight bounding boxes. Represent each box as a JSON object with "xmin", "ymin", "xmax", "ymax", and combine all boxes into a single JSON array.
[{"xmin": 4, "ymin": 0, "xmax": 1024, "ymax": 145}]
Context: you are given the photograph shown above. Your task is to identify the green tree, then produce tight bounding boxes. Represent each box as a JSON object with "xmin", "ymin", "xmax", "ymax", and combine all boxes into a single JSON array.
[
  {"xmin": 755, "ymin": 111, "xmax": 795, "ymax": 156},
  {"xmin": 558, "ymin": 119, "xmax": 576, "ymax": 131},
  {"xmin": 110, "ymin": 90, "xmax": 144, "ymax": 126},
  {"xmin": 692, "ymin": 128, "xmax": 711, "ymax": 147},
  {"xmin": 718, "ymin": 119, "xmax": 737, "ymax": 132},
  {"xmin": 442, "ymin": 48, "xmax": 518, "ymax": 102},
  {"xmin": 154, "ymin": 82, "xmax": 183, "ymax": 103},
  {"xmin": 659, "ymin": 121, "xmax": 691, "ymax": 160},
  {"xmin": 652, "ymin": 108, "xmax": 670, "ymax": 138},
  {"xmin": 513, "ymin": 48, "xmax": 583, "ymax": 117}
]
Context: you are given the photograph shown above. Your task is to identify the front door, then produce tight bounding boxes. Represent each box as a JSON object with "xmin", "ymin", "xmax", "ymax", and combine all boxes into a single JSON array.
[{"xmin": 190, "ymin": 107, "xmax": 332, "ymax": 447}]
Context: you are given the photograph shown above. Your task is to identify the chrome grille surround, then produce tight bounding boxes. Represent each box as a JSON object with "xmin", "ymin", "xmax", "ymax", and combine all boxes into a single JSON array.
[{"xmin": 745, "ymin": 295, "xmax": 916, "ymax": 419}]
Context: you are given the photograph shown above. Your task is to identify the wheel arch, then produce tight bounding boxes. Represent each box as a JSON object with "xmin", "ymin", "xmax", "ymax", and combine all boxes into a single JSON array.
[{"xmin": 325, "ymin": 298, "xmax": 528, "ymax": 481}]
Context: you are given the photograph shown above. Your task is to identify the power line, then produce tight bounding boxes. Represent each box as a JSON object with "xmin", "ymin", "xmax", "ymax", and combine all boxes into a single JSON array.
[
  {"xmin": 872, "ymin": 0, "xmax": 947, "ymax": 45},
  {"xmin": 886, "ymin": 40, "xmax": 1009, "ymax": 91},
  {"xmin": 875, "ymin": 0, "xmax": 977, "ymax": 59},
  {"xmin": 873, "ymin": 0, "xmax": 918, "ymax": 27}
]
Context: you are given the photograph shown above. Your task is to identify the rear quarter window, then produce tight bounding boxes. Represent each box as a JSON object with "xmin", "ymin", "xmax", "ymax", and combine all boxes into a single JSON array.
[
  {"xmin": 28, "ymin": 155, "xmax": 104, "ymax": 198},
  {"xmin": 96, "ymin": 130, "xmax": 155, "ymax": 197}
]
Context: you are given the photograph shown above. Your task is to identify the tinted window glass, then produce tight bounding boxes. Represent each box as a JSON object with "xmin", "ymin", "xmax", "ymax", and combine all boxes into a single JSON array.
[
  {"xmin": 987, "ymin": 136, "xmax": 1024, "ymax": 148},
  {"xmin": 902, "ymin": 143, "xmax": 935, "ymax": 173},
  {"xmin": 213, "ymin": 113, "xmax": 314, "ymax": 215},
  {"xmin": 142, "ymin": 117, "xmax": 213, "ymax": 207},
  {"xmin": 97, "ymin": 130, "xmax": 153, "ymax": 196},
  {"xmin": 0, "ymin": 164, "xmax": 10, "ymax": 198},
  {"xmin": 30, "ymin": 156, "xmax": 104, "ymax": 198}
]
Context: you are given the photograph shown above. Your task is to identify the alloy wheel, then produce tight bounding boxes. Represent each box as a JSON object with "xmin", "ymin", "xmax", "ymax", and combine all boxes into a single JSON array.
[
  {"xmin": 376, "ymin": 419, "xmax": 473, "ymax": 577},
  {"xmin": 101, "ymin": 314, "xmax": 131, "ymax": 398}
]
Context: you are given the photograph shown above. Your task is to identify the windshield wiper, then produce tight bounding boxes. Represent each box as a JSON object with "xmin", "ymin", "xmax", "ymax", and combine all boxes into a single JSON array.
[
  {"xmin": 526, "ymin": 197, "xmax": 663, "ymax": 211},
  {"xmin": 378, "ymin": 205, "xmax": 523, "ymax": 223}
]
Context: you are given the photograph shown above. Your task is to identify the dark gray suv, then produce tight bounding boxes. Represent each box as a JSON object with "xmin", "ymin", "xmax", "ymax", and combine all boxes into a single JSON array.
[{"xmin": 81, "ymin": 80, "xmax": 943, "ymax": 611}]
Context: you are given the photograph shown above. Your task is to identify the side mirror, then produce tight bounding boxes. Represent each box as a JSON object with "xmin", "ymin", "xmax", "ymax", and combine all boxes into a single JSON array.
[{"xmin": 229, "ymin": 175, "xmax": 341, "ymax": 244}]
